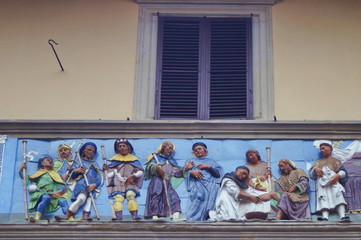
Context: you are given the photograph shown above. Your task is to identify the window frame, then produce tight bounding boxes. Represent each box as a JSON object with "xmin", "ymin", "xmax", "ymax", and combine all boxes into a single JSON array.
[{"xmin": 133, "ymin": 3, "xmax": 274, "ymax": 120}]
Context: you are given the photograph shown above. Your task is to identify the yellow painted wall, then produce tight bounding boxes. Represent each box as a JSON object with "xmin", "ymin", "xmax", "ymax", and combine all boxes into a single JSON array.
[
  {"xmin": 1, "ymin": 0, "xmax": 361, "ymax": 121},
  {"xmin": 0, "ymin": 0, "xmax": 138, "ymax": 120},
  {"xmin": 273, "ymin": 0, "xmax": 361, "ymax": 120}
]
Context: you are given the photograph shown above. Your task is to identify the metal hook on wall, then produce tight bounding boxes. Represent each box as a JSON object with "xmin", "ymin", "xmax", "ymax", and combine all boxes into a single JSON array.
[{"xmin": 48, "ymin": 39, "xmax": 64, "ymax": 71}]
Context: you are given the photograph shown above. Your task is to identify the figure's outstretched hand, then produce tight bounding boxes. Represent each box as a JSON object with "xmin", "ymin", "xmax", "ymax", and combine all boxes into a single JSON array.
[
  {"xmin": 197, "ymin": 163, "xmax": 210, "ymax": 170},
  {"xmin": 66, "ymin": 164, "xmax": 73, "ymax": 172},
  {"xmin": 75, "ymin": 167, "xmax": 85, "ymax": 174},
  {"xmin": 258, "ymin": 176, "xmax": 267, "ymax": 182},
  {"xmin": 287, "ymin": 185, "xmax": 298, "ymax": 193},
  {"xmin": 102, "ymin": 164, "xmax": 109, "ymax": 172},
  {"xmin": 19, "ymin": 163, "xmax": 27, "ymax": 172},
  {"xmin": 86, "ymin": 184, "xmax": 97, "ymax": 192},
  {"xmin": 249, "ymin": 195, "xmax": 262, "ymax": 203},
  {"xmin": 49, "ymin": 190, "xmax": 63, "ymax": 199},
  {"xmin": 184, "ymin": 161, "xmax": 194, "ymax": 171},
  {"xmin": 125, "ymin": 174, "xmax": 136, "ymax": 185},
  {"xmin": 190, "ymin": 170, "xmax": 204, "ymax": 180},
  {"xmin": 313, "ymin": 167, "xmax": 324, "ymax": 177},
  {"xmin": 265, "ymin": 169, "xmax": 271, "ymax": 178},
  {"xmin": 331, "ymin": 174, "xmax": 341, "ymax": 185},
  {"xmin": 258, "ymin": 193, "xmax": 272, "ymax": 202},
  {"xmin": 61, "ymin": 173, "xmax": 69, "ymax": 181},
  {"xmin": 156, "ymin": 165, "xmax": 165, "ymax": 177}
]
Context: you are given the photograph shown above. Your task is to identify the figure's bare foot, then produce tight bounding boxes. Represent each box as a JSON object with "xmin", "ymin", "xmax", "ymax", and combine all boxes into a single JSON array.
[{"xmin": 268, "ymin": 210, "xmax": 284, "ymax": 220}]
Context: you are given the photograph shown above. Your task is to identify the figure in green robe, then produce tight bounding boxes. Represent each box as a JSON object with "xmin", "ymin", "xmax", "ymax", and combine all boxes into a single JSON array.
[{"xmin": 19, "ymin": 154, "xmax": 68, "ymax": 222}]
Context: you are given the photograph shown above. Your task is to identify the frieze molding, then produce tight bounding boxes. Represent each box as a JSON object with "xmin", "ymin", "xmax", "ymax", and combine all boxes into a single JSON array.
[
  {"xmin": 0, "ymin": 120, "xmax": 361, "ymax": 139},
  {"xmin": 0, "ymin": 221, "xmax": 360, "ymax": 240},
  {"xmin": 132, "ymin": 0, "xmax": 282, "ymax": 5}
]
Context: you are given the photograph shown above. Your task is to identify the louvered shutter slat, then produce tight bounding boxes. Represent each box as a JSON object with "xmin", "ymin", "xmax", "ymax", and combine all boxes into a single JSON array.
[
  {"xmin": 156, "ymin": 17, "xmax": 252, "ymax": 120},
  {"xmin": 158, "ymin": 18, "xmax": 199, "ymax": 119},
  {"xmin": 209, "ymin": 19, "xmax": 251, "ymax": 119}
]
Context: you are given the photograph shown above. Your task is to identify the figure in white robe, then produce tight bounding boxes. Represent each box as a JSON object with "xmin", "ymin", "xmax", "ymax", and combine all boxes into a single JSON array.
[
  {"xmin": 209, "ymin": 166, "xmax": 272, "ymax": 221},
  {"xmin": 309, "ymin": 142, "xmax": 349, "ymax": 221}
]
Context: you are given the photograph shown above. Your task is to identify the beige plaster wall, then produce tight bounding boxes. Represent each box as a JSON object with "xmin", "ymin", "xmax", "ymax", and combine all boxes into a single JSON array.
[
  {"xmin": 1, "ymin": 0, "xmax": 361, "ymax": 121},
  {"xmin": 0, "ymin": 0, "xmax": 138, "ymax": 120},
  {"xmin": 273, "ymin": 0, "xmax": 361, "ymax": 120}
]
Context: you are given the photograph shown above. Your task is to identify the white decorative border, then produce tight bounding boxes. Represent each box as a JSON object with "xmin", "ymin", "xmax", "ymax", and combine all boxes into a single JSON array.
[
  {"xmin": 0, "ymin": 135, "xmax": 6, "ymax": 183},
  {"xmin": 0, "ymin": 135, "xmax": 6, "ymax": 144}
]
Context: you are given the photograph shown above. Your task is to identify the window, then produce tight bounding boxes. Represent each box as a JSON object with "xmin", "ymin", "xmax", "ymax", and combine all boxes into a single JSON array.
[
  {"xmin": 155, "ymin": 17, "xmax": 252, "ymax": 120},
  {"xmin": 133, "ymin": 2, "xmax": 274, "ymax": 120}
]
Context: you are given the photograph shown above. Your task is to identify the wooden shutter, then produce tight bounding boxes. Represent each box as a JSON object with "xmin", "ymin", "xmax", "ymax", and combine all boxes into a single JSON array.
[
  {"xmin": 156, "ymin": 17, "xmax": 252, "ymax": 120},
  {"xmin": 156, "ymin": 17, "xmax": 200, "ymax": 119},
  {"xmin": 209, "ymin": 18, "xmax": 252, "ymax": 119}
]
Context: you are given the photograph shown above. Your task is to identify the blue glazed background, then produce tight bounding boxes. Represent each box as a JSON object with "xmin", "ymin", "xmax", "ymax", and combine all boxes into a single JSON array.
[{"xmin": 0, "ymin": 138, "xmax": 354, "ymax": 219}]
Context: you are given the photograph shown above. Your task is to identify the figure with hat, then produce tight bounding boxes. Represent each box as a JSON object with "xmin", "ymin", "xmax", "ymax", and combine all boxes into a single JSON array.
[
  {"xmin": 103, "ymin": 138, "xmax": 144, "ymax": 220},
  {"xmin": 209, "ymin": 165, "xmax": 275, "ymax": 221},
  {"xmin": 144, "ymin": 141, "xmax": 193, "ymax": 221},
  {"xmin": 56, "ymin": 142, "xmax": 103, "ymax": 221},
  {"xmin": 272, "ymin": 159, "xmax": 310, "ymax": 220},
  {"xmin": 53, "ymin": 144, "xmax": 74, "ymax": 182},
  {"xmin": 185, "ymin": 142, "xmax": 224, "ymax": 221},
  {"xmin": 245, "ymin": 149, "xmax": 271, "ymax": 191},
  {"xmin": 19, "ymin": 154, "xmax": 69, "ymax": 222},
  {"xmin": 309, "ymin": 142, "xmax": 350, "ymax": 221}
]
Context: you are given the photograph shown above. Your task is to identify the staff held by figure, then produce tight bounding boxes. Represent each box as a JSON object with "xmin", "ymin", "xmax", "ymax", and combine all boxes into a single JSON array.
[
  {"xmin": 152, "ymin": 153, "xmax": 172, "ymax": 218},
  {"xmin": 76, "ymin": 143, "xmax": 100, "ymax": 220},
  {"xmin": 266, "ymin": 146, "xmax": 273, "ymax": 191},
  {"xmin": 101, "ymin": 145, "xmax": 116, "ymax": 219},
  {"xmin": 22, "ymin": 140, "xmax": 29, "ymax": 220},
  {"xmin": 65, "ymin": 143, "xmax": 82, "ymax": 184}
]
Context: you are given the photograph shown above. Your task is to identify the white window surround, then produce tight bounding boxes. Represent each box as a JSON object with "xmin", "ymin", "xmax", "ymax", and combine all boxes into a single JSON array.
[
  {"xmin": 133, "ymin": 1, "xmax": 275, "ymax": 120},
  {"xmin": 0, "ymin": 135, "xmax": 6, "ymax": 184}
]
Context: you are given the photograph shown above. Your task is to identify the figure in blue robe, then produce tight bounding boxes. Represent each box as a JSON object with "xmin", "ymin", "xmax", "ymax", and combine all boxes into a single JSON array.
[
  {"xmin": 185, "ymin": 142, "xmax": 224, "ymax": 221},
  {"xmin": 55, "ymin": 142, "xmax": 103, "ymax": 221}
]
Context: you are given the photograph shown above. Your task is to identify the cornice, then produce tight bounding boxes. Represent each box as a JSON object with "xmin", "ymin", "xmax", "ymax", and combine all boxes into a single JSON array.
[
  {"xmin": 0, "ymin": 120, "xmax": 361, "ymax": 139},
  {"xmin": 131, "ymin": 0, "xmax": 282, "ymax": 5}
]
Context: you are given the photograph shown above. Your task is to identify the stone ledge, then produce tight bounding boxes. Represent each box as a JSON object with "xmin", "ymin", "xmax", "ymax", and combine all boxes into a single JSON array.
[
  {"xmin": 1, "ymin": 120, "xmax": 361, "ymax": 139},
  {"xmin": 0, "ymin": 221, "xmax": 360, "ymax": 239},
  {"xmin": 131, "ymin": 0, "xmax": 281, "ymax": 5}
]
